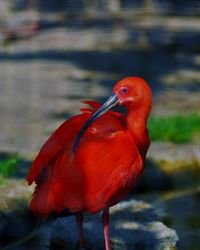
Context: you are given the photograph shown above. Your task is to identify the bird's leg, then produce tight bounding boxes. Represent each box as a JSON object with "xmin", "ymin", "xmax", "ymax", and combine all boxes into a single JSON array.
[
  {"xmin": 75, "ymin": 212, "xmax": 85, "ymax": 248},
  {"xmin": 102, "ymin": 208, "xmax": 110, "ymax": 250}
]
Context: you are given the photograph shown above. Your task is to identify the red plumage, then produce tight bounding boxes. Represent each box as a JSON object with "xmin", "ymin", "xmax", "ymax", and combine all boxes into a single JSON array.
[{"xmin": 27, "ymin": 77, "xmax": 152, "ymax": 249}]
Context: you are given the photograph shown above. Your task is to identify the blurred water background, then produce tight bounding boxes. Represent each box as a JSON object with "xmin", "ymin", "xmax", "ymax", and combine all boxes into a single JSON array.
[
  {"xmin": 0, "ymin": 0, "xmax": 200, "ymax": 249},
  {"xmin": 1, "ymin": 0, "xmax": 200, "ymax": 157}
]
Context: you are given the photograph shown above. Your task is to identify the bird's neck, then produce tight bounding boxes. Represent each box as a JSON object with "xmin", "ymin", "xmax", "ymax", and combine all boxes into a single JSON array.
[{"xmin": 126, "ymin": 105, "xmax": 151, "ymax": 160}]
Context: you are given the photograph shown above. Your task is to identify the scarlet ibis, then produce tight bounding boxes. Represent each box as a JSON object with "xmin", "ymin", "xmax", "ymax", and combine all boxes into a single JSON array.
[{"xmin": 27, "ymin": 77, "xmax": 152, "ymax": 249}]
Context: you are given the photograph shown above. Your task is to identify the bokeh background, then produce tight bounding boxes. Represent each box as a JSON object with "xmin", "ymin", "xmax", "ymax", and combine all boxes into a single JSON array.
[{"xmin": 0, "ymin": 0, "xmax": 200, "ymax": 249}]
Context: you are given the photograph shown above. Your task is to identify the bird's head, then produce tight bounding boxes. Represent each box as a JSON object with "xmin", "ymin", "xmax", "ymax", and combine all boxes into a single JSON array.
[
  {"xmin": 73, "ymin": 77, "xmax": 152, "ymax": 152},
  {"xmin": 113, "ymin": 77, "xmax": 152, "ymax": 109}
]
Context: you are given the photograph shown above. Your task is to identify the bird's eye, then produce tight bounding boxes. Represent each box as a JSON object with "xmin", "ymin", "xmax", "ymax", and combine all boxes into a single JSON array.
[{"xmin": 121, "ymin": 87, "xmax": 128, "ymax": 93}]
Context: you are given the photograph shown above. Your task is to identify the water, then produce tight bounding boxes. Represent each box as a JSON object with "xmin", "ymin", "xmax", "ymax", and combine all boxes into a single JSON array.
[
  {"xmin": 135, "ymin": 168, "xmax": 200, "ymax": 250},
  {"xmin": 2, "ymin": 4, "xmax": 200, "ymax": 153}
]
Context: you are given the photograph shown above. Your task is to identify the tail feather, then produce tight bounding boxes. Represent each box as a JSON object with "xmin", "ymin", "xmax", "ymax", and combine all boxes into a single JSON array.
[
  {"xmin": 29, "ymin": 183, "xmax": 54, "ymax": 217},
  {"xmin": 81, "ymin": 100, "xmax": 101, "ymax": 109}
]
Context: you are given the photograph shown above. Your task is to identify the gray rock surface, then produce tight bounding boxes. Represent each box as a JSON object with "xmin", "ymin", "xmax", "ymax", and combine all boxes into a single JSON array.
[
  {"xmin": 51, "ymin": 200, "xmax": 178, "ymax": 250},
  {"xmin": 0, "ymin": 213, "xmax": 8, "ymax": 237},
  {"xmin": 147, "ymin": 141, "xmax": 200, "ymax": 163}
]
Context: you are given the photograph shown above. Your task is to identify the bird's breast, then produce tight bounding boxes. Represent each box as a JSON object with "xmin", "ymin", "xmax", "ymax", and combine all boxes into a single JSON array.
[{"xmin": 70, "ymin": 130, "xmax": 143, "ymax": 213}]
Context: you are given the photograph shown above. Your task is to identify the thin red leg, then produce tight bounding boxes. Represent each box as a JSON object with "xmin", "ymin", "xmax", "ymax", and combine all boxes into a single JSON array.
[
  {"xmin": 75, "ymin": 212, "xmax": 85, "ymax": 248},
  {"xmin": 102, "ymin": 208, "xmax": 110, "ymax": 250}
]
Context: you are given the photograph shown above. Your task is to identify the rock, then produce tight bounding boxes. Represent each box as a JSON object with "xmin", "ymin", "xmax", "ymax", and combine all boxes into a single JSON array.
[
  {"xmin": 0, "ymin": 179, "xmax": 33, "ymax": 212},
  {"xmin": 0, "ymin": 213, "xmax": 8, "ymax": 237},
  {"xmin": 50, "ymin": 200, "xmax": 178, "ymax": 250},
  {"xmin": 147, "ymin": 141, "xmax": 200, "ymax": 163}
]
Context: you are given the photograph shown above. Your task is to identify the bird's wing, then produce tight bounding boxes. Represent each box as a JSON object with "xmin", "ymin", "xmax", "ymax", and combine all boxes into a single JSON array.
[
  {"xmin": 27, "ymin": 106, "xmax": 125, "ymax": 185},
  {"xmin": 28, "ymin": 129, "xmax": 142, "ymax": 215},
  {"xmin": 27, "ymin": 105, "xmax": 129, "ymax": 215},
  {"xmin": 26, "ymin": 114, "xmax": 88, "ymax": 185}
]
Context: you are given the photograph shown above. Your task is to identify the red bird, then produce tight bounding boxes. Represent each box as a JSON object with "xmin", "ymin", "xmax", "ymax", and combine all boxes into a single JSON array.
[{"xmin": 27, "ymin": 77, "xmax": 152, "ymax": 250}]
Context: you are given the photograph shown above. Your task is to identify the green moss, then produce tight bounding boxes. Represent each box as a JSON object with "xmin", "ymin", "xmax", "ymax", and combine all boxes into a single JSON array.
[
  {"xmin": 0, "ymin": 175, "xmax": 10, "ymax": 186},
  {"xmin": 148, "ymin": 113, "xmax": 200, "ymax": 143},
  {"xmin": 0, "ymin": 155, "xmax": 21, "ymax": 178},
  {"xmin": 157, "ymin": 158, "xmax": 200, "ymax": 174}
]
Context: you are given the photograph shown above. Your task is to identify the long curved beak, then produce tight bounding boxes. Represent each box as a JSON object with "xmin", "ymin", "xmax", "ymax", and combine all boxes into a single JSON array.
[{"xmin": 73, "ymin": 93, "xmax": 119, "ymax": 152}]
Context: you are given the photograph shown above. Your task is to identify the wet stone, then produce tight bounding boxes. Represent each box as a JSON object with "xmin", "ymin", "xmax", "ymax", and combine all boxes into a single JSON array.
[
  {"xmin": 50, "ymin": 200, "xmax": 178, "ymax": 250},
  {"xmin": 0, "ymin": 213, "xmax": 8, "ymax": 237}
]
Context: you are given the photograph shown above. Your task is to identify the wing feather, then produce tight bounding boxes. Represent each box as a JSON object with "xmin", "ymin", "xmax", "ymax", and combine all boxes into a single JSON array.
[
  {"xmin": 27, "ymin": 101, "xmax": 135, "ymax": 215},
  {"xmin": 26, "ymin": 114, "xmax": 88, "ymax": 185}
]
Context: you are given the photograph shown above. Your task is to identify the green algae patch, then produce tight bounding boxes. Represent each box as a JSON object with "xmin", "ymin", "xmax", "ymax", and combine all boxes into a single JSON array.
[
  {"xmin": 0, "ymin": 155, "xmax": 21, "ymax": 178},
  {"xmin": 148, "ymin": 113, "xmax": 200, "ymax": 143}
]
